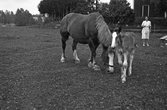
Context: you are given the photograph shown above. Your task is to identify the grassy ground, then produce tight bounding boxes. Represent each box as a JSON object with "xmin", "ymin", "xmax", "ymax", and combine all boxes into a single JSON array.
[{"xmin": 0, "ymin": 27, "xmax": 167, "ymax": 110}]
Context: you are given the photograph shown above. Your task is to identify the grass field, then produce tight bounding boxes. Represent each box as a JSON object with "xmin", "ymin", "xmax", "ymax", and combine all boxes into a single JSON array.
[{"xmin": 0, "ymin": 26, "xmax": 167, "ymax": 110}]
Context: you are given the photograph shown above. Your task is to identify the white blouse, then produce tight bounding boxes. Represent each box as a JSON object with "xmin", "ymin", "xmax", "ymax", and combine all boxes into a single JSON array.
[{"xmin": 141, "ymin": 20, "xmax": 151, "ymax": 28}]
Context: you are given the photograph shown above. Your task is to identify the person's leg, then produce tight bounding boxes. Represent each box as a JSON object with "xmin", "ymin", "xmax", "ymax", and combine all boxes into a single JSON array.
[
  {"xmin": 146, "ymin": 39, "xmax": 149, "ymax": 46},
  {"xmin": 142, "ymin": 32, "xmax": 145, "ymax": 46},
  {"xmin": 143, "ymin": 39, "xmax": 145, "ymax": 46},
  {"xmin": 146, "ymin": 32, "xmax": 150, "ymax": 46}
]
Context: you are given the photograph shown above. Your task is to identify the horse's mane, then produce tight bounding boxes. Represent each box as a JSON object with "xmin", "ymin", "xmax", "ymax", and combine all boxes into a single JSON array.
[{"xmin": 95, "ymin": 15, "xmax": 112, "ymax": 47}]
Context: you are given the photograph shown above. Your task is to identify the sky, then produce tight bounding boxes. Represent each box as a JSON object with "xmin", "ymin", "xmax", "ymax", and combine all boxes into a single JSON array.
[
  {"xmin": 0, "ymin": 0, "xmax": 41, "ymax": 15},
  {"xmin": 0, "ymin": 0, "xmax": 134, "ymax": 15}
]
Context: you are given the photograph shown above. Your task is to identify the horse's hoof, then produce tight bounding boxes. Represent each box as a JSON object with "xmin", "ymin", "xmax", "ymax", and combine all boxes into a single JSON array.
[
  {"xmin": 121, "ymin": 78, "xmax": 126, "ymax": 83},
  {"xmin": 106, "ymin": 69, "xmax": 114, "ymax": 74},
  {"xmin": 106, "ymin": 67, "xmax": 114, "ymax": 74},
  {"xmin": 128, "ymin": 72, "xmax": 132, "ymax": 76},
  {"xmin": 60, "ymin": 58, "xmax": 65, "ymax": 62},
  {"xmin": 75, "ymin": 60, "xmax": 80, "ymax": 64},
  {"xmin": 88, "ymin": 62, "xmax": 93, "ymax": 68},
  {"xmin": 93, "ymin": 65, "xmax": 101, "ymax": 71},
  {"xmin": 128, "ymin": 70, "xmax": 132, "ymax": 76}
]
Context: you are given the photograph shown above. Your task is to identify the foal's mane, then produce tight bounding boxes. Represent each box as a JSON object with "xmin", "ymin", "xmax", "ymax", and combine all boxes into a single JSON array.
[{"xmin": 96, "ymin": 15, "xmax": 112, "ymax": 47}]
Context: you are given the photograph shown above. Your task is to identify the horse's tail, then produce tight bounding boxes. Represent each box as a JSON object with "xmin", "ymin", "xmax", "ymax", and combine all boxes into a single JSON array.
[
  {"xmin": 60, "ymin": 14, "xmax": 72, "ymax": 40},
  {"xmin": 131, "ymin": 32, "xmax": 138, "ymax": 48},
  {"xmin": 60, "ymin": 14, "xmax": 68, "ymax": 33}
]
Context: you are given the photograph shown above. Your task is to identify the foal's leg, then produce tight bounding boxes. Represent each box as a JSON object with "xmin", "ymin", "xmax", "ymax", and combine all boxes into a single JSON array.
[
  {"xmin": 121, "ymin": 52, "xmax": 128, "ymax": 83},
  {"xmin": 117, "ymin": 51, "xmax": 123, "ymax": 65},
  {"xmin": 128, "ymin": 50, "xmax": 135, "ymax": 76},
  {"xmin": 72, "ymin": 40, "xmax": 80, "ymax": 63}
]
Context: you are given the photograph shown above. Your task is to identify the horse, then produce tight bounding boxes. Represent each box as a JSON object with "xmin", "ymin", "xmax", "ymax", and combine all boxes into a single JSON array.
[
  {"xmin": 60, "ymin": 12, "xmax": 119, "ymax": 71},
  {"xmin": 101, "ymin": 31, "xmax": 137, "ymax": 83}
]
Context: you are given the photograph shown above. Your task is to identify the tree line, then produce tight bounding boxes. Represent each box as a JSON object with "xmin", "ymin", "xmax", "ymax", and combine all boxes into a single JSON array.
[
  {"xmin": 0, "ymin": 0, "xmax": 166, "ymax": 26},
  {"xmin": 38, "ymin": 0, "xmax": 167, "ymax": 24},
  {"xmin": 0, "ymin": 8, "xmax": 37, "ymax": 26},
  {"xmin": 0, "ymin": 10, "xmax": 15, "ymax": 24},
  {"xmin": 1, "ymin": 0, "xmax": 135, "ymax": 26},
  {"xmin": 38, "ymin": 0, "xmax": 99, "ymax": 20},
  {"xmin": 38, "ymin": 0, "xmax": 135, "ymax": 24}
]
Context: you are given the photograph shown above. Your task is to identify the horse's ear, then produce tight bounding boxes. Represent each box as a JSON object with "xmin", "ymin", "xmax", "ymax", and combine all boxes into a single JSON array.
[
  {"xmin": 113, "ymin": 26, "xmax": 122, "ymax": 33},
  {"xmin": 118, "ymin": 26, "xmax": 122, "ymax": 33},
  {"xmin": 116, "ymin": 33, "xmax": 123, "ymax": 45},
  {"xmin": 109, "ymin": 27, "xmax": 114, "ymax": 33}
]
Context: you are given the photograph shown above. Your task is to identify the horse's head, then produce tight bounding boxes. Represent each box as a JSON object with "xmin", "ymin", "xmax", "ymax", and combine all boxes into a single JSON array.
[
  {"xmin": 101, "ymin": 26, "xmax": 122, "ymax": 73},
  {"xmin": 110, "ymin": 26, "xmax": 122, "ymax": 49}
]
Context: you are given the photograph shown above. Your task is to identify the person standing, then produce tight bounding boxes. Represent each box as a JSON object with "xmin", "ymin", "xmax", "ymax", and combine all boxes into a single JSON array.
[{"xmin": 141, "ymin": 16, "xmax": 151, "ymax": 46}]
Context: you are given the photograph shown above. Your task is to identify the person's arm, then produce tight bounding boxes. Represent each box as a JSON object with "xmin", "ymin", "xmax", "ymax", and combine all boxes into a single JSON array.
[
  {"xmin": 149, "ymin": 21, "xmax": 151, "ymax": 32},
  {"xmin": 141, "ymin": 21, "xmax": 145, "ymax": 28}
]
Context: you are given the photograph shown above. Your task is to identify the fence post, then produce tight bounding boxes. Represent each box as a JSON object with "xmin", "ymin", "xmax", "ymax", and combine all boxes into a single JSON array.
[{"xmin": 154, "ymin": 23, "xmax": 155, "ymax": 33}]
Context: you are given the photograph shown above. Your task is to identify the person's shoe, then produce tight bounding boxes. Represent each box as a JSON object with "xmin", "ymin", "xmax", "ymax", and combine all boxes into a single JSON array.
[
  {"xmin": 146, "ymin": 43, "xmax": 149, "ymax": 46},
  {"xmin": 143, "ymin": 44, "xmax": 145, "ymax": 46}
]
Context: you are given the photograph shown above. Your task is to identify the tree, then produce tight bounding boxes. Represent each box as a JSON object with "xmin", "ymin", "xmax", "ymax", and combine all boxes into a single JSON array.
[
  {"xmin": 0, "ymin": 11, "xmax": 5, "ymax": 24},
  {"xmin": 38, "ymin": 0, "xmax": 78, "ymax": 19},
  {"xmin": 100, "ymin": 0, "xmax": 135, "ymax": 24},
  {"xmin": 10, "ymin": 11, "xmax": 15, "ymax": 23},
  {"xmin": 0, "ymin": 10, "xmax": 15, "ymax": 24},
  {"xmin": 38, "ymin": 0, "xmax": 99, "ymax": 20},
  {"xmin": 74, "ymin": 0, "xmax": 94, "ymax": 14},
  {"xmin": 15, "ymin": 8, "xmax": 34, "ymax": 26},
  {"xmin": 151, "ymin": 0, "xmax": 167, "ymax": 15}
]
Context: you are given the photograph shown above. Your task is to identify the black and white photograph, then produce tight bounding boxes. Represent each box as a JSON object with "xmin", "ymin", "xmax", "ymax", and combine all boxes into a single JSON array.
[{"xmin": 0, "ymin": 0, "xmax": 167, "ymax": 109}]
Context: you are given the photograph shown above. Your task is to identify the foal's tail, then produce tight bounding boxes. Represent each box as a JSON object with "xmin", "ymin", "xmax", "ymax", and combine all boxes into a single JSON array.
[{"xmin": 129, "ymin": 32, "xmax": 138, "ymax": 48}]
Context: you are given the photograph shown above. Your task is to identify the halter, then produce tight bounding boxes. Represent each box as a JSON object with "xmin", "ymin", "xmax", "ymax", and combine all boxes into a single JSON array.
[{"xmin": 103, "ymin": 62, "xmax": 114, "ymax": 67}]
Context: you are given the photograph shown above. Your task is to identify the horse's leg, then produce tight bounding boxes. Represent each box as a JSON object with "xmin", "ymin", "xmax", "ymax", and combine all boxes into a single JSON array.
[
  {"xmin": 116, "ymin": 50, "xmax": 123, "ymax": 65},
  {"xmin": 60, "ymin": 32, "xmax": 69, "ymax": 62},
  {"xmin": 128, "ymin": 50, "xmax": 135, "ymax": 76},
  {"xmin": 107, "ymin": 52, "xmax": 114, "ymax": 73},
  {"xmin": 88, "ymin": 40, "xmax": 100, "ymax": 71},
  {"xmin": 88, "ymin": 42, "xmax": 99, "ymax": 62},
  {"xmin": 101, "ymin": 45, "xmax": 108, "ymax": 63},
  {"xmin": 121, "ymin": 52, "xmax": 128, "ymax": 83},
  {"xmin": 88, "ymin": 41, "xmax": 96, "ymax": 67},
  {"xmin": 61, "ymin": 39, "xmax": 66, "ymax": 62},
  {"xmin": 72, "ymin": 40, "xmax": 80, "ymax": 63}
]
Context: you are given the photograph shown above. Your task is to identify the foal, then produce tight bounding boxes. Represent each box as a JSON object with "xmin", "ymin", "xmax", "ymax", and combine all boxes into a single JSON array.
[{"xmin": 105, "ymin": 32, "xmax": 137, "ymax": 83}]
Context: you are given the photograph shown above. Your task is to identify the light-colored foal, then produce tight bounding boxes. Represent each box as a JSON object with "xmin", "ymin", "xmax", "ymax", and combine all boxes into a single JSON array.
[{"xmin": 108, "ymin": 32, "xmax": 136, "ymax": 83}]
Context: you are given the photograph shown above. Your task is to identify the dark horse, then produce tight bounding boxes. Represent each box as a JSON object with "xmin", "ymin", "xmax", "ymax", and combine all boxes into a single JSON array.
[{"xmin": 60, "ymin": 12, "xmax": 119, "ymax": 71}]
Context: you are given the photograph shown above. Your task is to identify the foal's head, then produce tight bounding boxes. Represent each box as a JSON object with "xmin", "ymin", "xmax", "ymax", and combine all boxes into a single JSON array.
[{"xmin": 110, "ymin": 27, "xmax": 122, "ymax": 49}]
